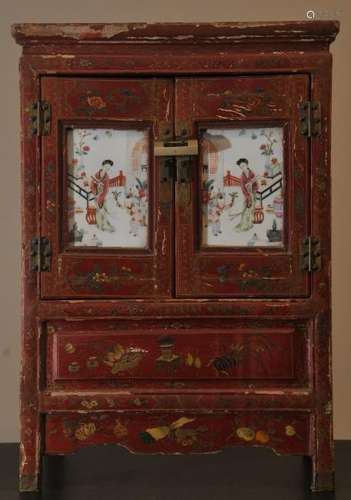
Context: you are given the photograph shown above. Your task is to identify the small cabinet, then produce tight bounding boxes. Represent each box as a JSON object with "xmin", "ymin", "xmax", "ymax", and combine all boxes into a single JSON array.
[{"xmin": 13, "ymin": 21, "xmax": 339, "ymax": 493}]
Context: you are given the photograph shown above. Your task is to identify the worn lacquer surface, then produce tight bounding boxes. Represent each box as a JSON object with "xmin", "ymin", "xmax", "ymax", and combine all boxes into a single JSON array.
[{"xmin": 12, "ymin": 21, "xmax": 338, "ymax": 492}]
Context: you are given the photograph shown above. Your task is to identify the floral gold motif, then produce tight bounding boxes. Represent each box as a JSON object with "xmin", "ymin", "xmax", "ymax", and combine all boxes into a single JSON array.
[
  {"xmin": 74, "ymin": 422, "xmax": 96, "ymax": 441},
  {"xmin": 104, "ymin": 343, "xmax": 144, "ymax": 374},
  {"xmin": 87, "ymin": 95, "xmax": 106, "ymax": 109},
  {"xmin": 80, "ymin": 400, "xmax": 98, "ymax": 410}
]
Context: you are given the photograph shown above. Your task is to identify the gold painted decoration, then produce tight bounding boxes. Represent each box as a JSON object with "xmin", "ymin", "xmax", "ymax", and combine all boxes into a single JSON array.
[
  {"xmin": 232, "ymin": 422, "xmax": 300, "ymax": 445},
  {"xmin": 209, "ymin": 335, "xmax": 275, "ymax": 376},
  {"xmin": 255, "ymin": 430, "xmax": 270, "ymax": 444},
  {"xmin": 74, "ymin": 422, "xmax": 96, "ymax": 441},
  {"xmin": 113, "ymin": 419, "xmax": 128, "ymax": 439},
  {"xmin": 64, "ymin": 342, "xmax": 76, "ymax": 354},
  {"xmin": 285, "ymin": 425, "xmax": 296, "ymax": 437},
  {"xmin": 140, "ymin": 417, "xmax": 196, "ymax": 444},
  {"xmin": 68, "ymin": 361, "xmax": 80, "ymax": 373},
  {"xmin": 104, "ymin": 343, "xmax": 144, "ymax": 374},
  {"xmin": 86, "ymin": 356, "xmax": 99, "ymax": 369},
  {"xmin": 185, "ymin": 352, "xmax": 202, "ymax": 369},
  {"xmin": 236, "ymin": 427, "xmax": 255, "ymax": 442},
  {"xmin": 156, "ymin": 337, "xmax": 202, "ymax": 372},
  {"xmin": 80, "ymin": 400, "xmax": 98, "ymax": 410}
]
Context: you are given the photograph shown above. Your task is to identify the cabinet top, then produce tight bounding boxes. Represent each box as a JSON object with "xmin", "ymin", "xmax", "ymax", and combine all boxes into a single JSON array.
[{"xmin": 12, "ymin": 21, "xmax": 339, "ymax": 46}]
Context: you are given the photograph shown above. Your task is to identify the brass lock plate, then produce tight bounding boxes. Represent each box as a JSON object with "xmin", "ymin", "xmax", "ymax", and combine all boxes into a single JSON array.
[{"xmin": 154, "ymin": 139, "xmax": 198, "ymax": 157}]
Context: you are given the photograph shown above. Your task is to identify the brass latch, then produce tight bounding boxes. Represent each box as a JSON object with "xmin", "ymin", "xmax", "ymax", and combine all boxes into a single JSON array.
[
  {"xmin": 155, "ymin": 139, "xmax": 198, "ymax": 157},
  {"xmin": 301, "ymin": 237, "xmax": 321, "ymax": 272},
  {"xmin": 157, "ymin": 137, "xmax": 197, "ymax": 184},
  {"xmin": 30, "ymin": 237, "xmax": 52, "ymax": 272}
]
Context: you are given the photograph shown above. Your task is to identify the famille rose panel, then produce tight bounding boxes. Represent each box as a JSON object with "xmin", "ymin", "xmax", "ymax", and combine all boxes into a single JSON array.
[
  {"xmin": 201, "ymin": 126, "xmax": 285, "ymax": 248},
  {"xmin": 66, "ymin": 127, "xmax": 149, "ymax": 249}
]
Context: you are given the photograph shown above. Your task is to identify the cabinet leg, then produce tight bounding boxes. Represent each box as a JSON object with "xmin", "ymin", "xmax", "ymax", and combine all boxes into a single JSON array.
[
  {"xmin": 310, "ymin": 468, "xmax": 335, "ymax": 492},
  {"xmin": 19, "ymin": 429, "xmax": 42, "ymax": 492},
  {"xmin": 309, "ymin": 420, "xmax": 335, "ymax": 492},
  {"xmin": 304, "ymin": 455, "xmax": 335, "ymax": 492},
  {"xmin": 19, "ymin": 416, "xmax": 42, "ymax": 492},
  {"xmin": 309, "ymin": 314, "xmax": 335, "ymax": 492}
]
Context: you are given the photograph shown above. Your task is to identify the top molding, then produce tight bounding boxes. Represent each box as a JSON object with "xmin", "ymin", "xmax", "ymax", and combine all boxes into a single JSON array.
[{"xmin": 12, "ymin": 21, "xmax": 339, "ymax": 46}]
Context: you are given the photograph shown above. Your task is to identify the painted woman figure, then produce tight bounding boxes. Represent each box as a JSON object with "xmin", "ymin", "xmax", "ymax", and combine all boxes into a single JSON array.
[
  {"xmin": 90, "ymin": 159, "xmax": 115, "ymax": 232},
  {"xmin": 235, "ymin": 158, "xmax": 258, "ymax": 232}
]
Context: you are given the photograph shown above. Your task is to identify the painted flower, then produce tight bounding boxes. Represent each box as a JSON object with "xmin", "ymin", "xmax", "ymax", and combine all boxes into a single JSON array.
[
  {"xmin": 87, "ymin": 95, "xmax": 106, "ymax": 109},
  {"xmin": 83, "ymin": 145, "xmax": 90, "ymax": 152},
  {"xmin": 81, "ymin": 400, "xmax": 98, "ymax": 410},
  {"xmin": 271, "ymin": 157, "xmax": 278, "ymax": 164},
  {"xmin": 74, "ymin": 422, "xmax": 96, "ymax": 441},
  {"xmin": 105, "ymin": 344, "xmax": 125, "ymax": 364},
  {"xmin": 255, "ymin": 430, "xmax": 270, "ymax": 444},
  {"xmin": 285, "ymin": 425, "xmax": 296, "ymax": 437},
  {"xmin": 260, "ymin": 144, "xmax": 267, "ymax": 150},
  {"xmin": 236, "ymin": 427, "xmax": 255, "ymax": 442},
  {"xmin": 72, "ymin": 158, "xmax": 78, "ymax": 165}
]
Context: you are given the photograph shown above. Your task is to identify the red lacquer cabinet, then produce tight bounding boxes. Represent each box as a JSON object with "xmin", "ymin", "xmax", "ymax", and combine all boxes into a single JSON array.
[{"xmin": 12, "ymin": 21, "xmax": 339, "ymax": 492}]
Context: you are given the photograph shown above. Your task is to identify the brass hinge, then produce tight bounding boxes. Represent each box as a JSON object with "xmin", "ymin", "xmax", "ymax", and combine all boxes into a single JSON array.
[
  {"xmin": 30, "ymin": 237, "xmax": 52, "ymax": 272},
  {"xmin": 299, "ymin": 101, "xmax": 321, "ymax": 137},
  {"xmin": 29, "ymin": 101, "xmax": 51, "ymax": 136},
  {"xmin": 301, "ymin": 237, "xmax": 321, "ymax": 272}
]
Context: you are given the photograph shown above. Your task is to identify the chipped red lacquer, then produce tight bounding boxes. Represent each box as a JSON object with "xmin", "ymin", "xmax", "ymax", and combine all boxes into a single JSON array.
[{"xmin": 12, "ymin": 21, "xmax": 339, "ymax": 492}]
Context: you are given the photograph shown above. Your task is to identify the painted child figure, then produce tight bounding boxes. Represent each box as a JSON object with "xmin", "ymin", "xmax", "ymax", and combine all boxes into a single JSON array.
[
  {"xmin": 208, "ymin": 192, "xmax": 225, "ymax": 237},
  {"xmin": 128, "ymin": 203, "xmax": 143, "ymax": 237}
]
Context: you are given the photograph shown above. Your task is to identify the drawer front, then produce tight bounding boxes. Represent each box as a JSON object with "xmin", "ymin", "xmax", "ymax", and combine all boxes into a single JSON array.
[
  {"xmin": 47, "ymin": 319, "xmax": 309, "ymax": 386},
  {"xmin": 45, "ymin": 412, "xmax": 311, "ymax": 456}
]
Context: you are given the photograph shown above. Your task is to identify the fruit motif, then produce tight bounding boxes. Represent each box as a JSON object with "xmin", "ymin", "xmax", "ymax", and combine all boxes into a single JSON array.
[
  {"xmin": 255, "ymin": 430, "xmax": 270, "ymax": 444},
  {"xmin": 236, "ymin": 427, "xmax": 255, "ymax": 442},
  {"xmin": 64, "ymin": 343, "xmax": 76, "ymax": 354},
  {"xmin": 185, "ymin": 352, "xmax": 202, "ymax": 369},
  {"xmin": 285, "ymin": 425, "xmax": 296, "ymax": 437}
]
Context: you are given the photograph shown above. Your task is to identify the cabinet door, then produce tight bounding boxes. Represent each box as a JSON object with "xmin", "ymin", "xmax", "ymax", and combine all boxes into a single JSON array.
[
  {"xmin": 41, "ymin": 77, "xmax": 173, "ymax": 298},
  {"xmin": 175, "ymin": 76, "xmax": 310, "ymax": 298}
]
